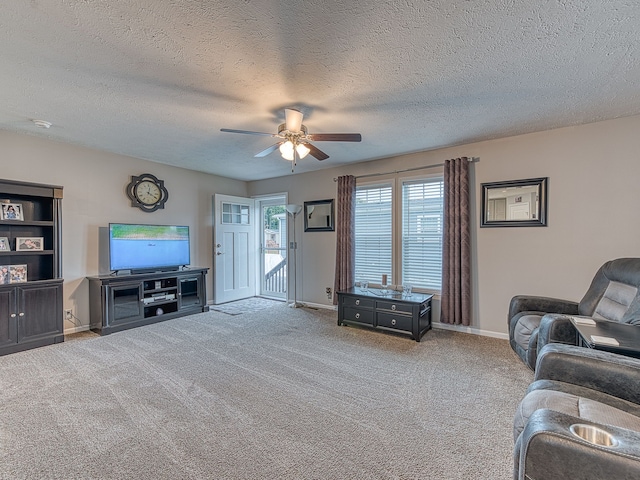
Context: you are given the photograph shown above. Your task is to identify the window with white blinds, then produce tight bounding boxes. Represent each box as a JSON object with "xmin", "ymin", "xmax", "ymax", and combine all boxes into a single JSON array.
[
  {"xmin": 354, "ymin": 184, "xmax": 392, "ymax": 283},
  {"xmin": 354, "ymin": 177, "xmax": 445, "ymax": 291},
  {"xmin": 402, "ymin": 178, "xmax": 444, "ymax": 290}
]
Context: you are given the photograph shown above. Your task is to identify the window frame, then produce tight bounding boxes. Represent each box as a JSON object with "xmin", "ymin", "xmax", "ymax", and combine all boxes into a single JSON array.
[{"xmin": 354, "ymin": 171, "xmax": 444, "ymax": 294}]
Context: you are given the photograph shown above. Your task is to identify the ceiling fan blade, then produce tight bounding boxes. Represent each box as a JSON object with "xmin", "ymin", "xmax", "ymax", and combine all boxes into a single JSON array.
[
  {"xmin": 220, "ymin": 128, "xmax": 279, "ymax": 137},
  {"xmin": 284, "ymin": 108, "xmax": 304, "ymax": 133},
  {"xmin": 306, "ymin": 133, "xmax": 362, "ymax": 142},
  {"xmin": 304, "ymin": 143, "xmax": 330, "ymax": 161},
  {"xmin": 254, "ymin": 143, "xmax": 282, "ymax": 158}
]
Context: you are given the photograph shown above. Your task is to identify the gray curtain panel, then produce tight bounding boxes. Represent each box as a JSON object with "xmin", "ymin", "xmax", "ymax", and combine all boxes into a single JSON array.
[
  {"xmin": 441, "ymin": 157, "xmax": 471, "ymax": 325},
  {"xmin": 333, "ymin": 175, "xmax": 356, "ymax": 305}
]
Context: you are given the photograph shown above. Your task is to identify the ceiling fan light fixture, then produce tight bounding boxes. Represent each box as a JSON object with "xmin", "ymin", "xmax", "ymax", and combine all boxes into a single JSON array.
[
  {"xmin": 279, "ymin": 141, "xmax": 295, "ymax": 161},
  {"xmin": 221, "ymin": 108, "xmax": 361, "ymax": 169},
  {"xmin": 296, "ymin": 143, "xmax": 310, "ymax": 159},
  {"xmin": 284, "ymin": 108, "xmax": 303, "ymax": 133}
]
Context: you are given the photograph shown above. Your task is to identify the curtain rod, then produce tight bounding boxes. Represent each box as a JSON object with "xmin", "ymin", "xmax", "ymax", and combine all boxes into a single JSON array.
[{"xmin": 333, "ymin": 157, "xmax": 478, "ymax": 182}]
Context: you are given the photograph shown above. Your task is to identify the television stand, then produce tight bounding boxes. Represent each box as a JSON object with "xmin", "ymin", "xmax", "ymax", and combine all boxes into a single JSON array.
[{"xmin": 87, "ymin": 268, "xmax": 208, "ymax": 335}]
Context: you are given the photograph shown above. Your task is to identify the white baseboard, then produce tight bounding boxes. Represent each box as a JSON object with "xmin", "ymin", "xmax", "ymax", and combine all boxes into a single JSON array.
[
  {"xmin": 64, "ymin": 325, "xmax": 91, "ymax": 335},
  {"xmin": 432, "ymin": 321, "xmax": 509, "ymax": 340}
]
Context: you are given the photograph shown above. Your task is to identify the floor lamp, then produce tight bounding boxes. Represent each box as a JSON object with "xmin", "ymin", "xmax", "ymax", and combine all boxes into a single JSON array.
[{"xmin": 286, "ymin": 204, "xmax": 302, "ymax": 308}]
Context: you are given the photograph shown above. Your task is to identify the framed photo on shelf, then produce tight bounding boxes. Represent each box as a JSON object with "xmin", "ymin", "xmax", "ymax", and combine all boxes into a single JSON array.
[
  {"xmin": 16, "ymin": 237, "xmax": 44, "ymax": 251},
  {"xmin": 1, "ymin": 203, "xmax": 23, "ymax": 221},
  {"xmin": 9, "ymin": 264, "xmax": 27, "ymax": 283},
  {"xmin": 0, "ymin": 237, "xmax": 9, "ymax": 251},
  {"xmin": 0, "ymin": 265, "xmax": 9, "ymax": 284}
]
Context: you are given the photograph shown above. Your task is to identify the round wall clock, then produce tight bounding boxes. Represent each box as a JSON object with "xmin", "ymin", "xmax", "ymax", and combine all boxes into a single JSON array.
[{"xmin": 126, "ymin": 173, "xmax": 169, "ymax": 212}]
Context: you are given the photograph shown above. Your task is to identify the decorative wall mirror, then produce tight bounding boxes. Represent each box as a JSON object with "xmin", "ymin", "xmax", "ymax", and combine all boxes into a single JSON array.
[
  {"xmin": 304, "ymin": 199, "xmax": 335, "ymax": 232},
  {"xmin": 481, "ymin": 177, "xmax": 548, "ymax": 227}
]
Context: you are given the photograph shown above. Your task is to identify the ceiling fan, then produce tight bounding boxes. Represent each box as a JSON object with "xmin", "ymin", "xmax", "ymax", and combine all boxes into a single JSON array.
[{"xmin": 220, "ymin": 108, "xmax": 362, "ymax": 171}]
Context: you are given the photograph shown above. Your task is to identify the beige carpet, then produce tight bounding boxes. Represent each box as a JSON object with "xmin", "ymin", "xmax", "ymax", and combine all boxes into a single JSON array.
[
  {"xmin": 208, "ymin": 297, "xmax": 283, "ymax": 315},
  {"xmin": 0, "ymin": 304, "xmax": 532, "ymax": 479}
]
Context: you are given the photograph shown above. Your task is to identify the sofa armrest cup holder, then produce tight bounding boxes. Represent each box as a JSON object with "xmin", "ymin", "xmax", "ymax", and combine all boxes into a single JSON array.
[{"xmin": 570, "ymin": 424, "xmax": 619, "ymax": 448}]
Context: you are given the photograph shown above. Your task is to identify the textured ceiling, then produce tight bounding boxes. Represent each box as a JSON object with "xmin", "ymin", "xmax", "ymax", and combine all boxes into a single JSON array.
[{"xmin": 1, "ymin": 1, "xmax": 639, "ymax": 181}]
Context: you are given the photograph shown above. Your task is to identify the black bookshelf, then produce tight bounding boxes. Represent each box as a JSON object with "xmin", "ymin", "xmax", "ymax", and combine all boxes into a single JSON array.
[{"xmin": 0, "ymin": 179, "xmax": 63, "ymax": 355}]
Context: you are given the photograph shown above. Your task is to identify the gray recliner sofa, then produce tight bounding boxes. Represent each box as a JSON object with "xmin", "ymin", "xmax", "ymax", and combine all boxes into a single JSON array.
[
  {"xmin": 508, "ymin": 257, "xmax": 640, "ymax": 370},
  {"xmin": 513, "ymin": 344, "xmax": 640, "ymax": 479}
]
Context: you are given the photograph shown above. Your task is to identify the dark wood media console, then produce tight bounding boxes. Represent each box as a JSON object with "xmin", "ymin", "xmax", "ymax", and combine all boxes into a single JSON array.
[{"xmin": 88, "ymin": 268, "xmax": 208, "ymax": 335}]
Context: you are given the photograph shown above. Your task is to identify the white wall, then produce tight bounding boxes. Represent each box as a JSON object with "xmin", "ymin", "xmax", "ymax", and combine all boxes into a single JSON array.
[
  {"xmin": 248, "ymin": 115, "xmax": 640, "ymax": 337},
  {"xmin": 4, "ymin": 114, "xmax": 639, "ymax": 338},
  {"xmin": 0, "ymin": 130, "xmax": 247, "ymax": 332}
]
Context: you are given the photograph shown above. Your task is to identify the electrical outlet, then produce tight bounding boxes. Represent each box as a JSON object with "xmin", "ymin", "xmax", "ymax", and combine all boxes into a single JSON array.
[
  {"xmin": 325, "ymin": 287, "xmax": 332, "ymax": 299},
  {"xmin": 64, "ymin": 309, "xmax": 73, "ymax": 320}
]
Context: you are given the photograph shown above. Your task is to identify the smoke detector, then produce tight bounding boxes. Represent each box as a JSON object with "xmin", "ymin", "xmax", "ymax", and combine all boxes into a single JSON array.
[{"xmin": 32, "ymin": 119, "xmax": 52, "ymax": 128}]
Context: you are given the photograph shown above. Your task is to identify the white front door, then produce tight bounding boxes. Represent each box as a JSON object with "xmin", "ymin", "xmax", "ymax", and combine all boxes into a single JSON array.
[{"xmin": 213, "ymin": 194, "xmax": 256, "ymax": 304}]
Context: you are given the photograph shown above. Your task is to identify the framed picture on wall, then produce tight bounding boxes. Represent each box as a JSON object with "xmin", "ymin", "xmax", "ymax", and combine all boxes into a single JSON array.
[
  {"xmin": 0, "ymin": 237, "xmax": 9, "ymax": 251},
  {"xmin": 16, "ymin": 237, "xmax": 44, "ymax": 251},
  {"xmin": 1, "ymin": 203, "xmax": 23, "ymax": 221}
]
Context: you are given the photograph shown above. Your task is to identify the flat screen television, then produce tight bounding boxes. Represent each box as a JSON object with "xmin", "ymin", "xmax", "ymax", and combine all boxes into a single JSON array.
[{"xmin": 109, "ymin": 223, "xmax": 190, "ymax": 273}]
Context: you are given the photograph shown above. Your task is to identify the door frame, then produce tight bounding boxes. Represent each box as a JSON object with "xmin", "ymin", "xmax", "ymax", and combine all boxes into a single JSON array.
[{"xmin": 256, "ymin": 194, "xmax": 288, "ymax": 299}]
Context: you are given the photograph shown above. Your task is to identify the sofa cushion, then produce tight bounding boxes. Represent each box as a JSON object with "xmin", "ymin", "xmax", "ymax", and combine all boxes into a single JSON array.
[
  {"xmin": 514, "ymin": 389, "xmax": 640, "ymax": 441},
  {"xmin": 578, "ymin": 258, "xmax": 640, "ymax": 322},
  {"xmin": 592, "ymin": 281, "xmax": 638, "ymax": 321},
  {"xmin": 528, "ymin": 379, "xmax": 640, "ymax": 417},
  {"xmin": 512, "ymin": 313, "xmax": 543, "ymax": 350}
]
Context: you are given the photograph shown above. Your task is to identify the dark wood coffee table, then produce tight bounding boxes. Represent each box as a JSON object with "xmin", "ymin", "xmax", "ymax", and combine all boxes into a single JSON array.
[
  {"xmin": 570, "ymin": 317, "xmax": 640, "ymax": 359},
  {"xmin": 337, "ymin": 287, "xmax": 433, "ymax": 341}
]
